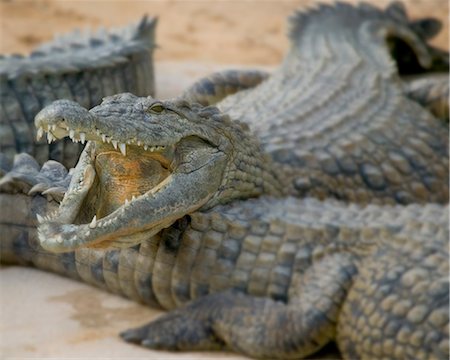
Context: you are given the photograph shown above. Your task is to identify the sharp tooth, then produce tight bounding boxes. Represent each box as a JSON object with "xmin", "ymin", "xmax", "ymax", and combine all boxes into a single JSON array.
[
  {"xmin": 125, "ymin": 198, "xmax": 129, "ymax": 205},
  {"xmin": 112, "ymin": 140, "xmax": 118, "ymax": 149},
  {"xmin": 89, "ymin": 215, "xmax": 97, "ymax": 229},
  {"xmin": 80, "ymin": 132, "xmax": 86, "ymax": 144},
  {"xmin": 132, "ymin": 195, "xmax": 136, "ymax": 201},
  {"xmin": 51, "ymin": 124, "xmax": 56, "ymax": 131},
  {"xmin": 119, "ymin": 143, "xmax": 126, "ymax": 156},
  {"xmin": 126, "ymin": 140, "xmax": 131, "ymax": 144},
  {"xmin": 69, "ymin": 129, "xmax": 75, "ymax": 139},
  {"xmin": 47, "ymin": 133, "xmax": 54, "ymax": 143},
  {"xmin": 36, "ymin": 127, "xmax": 44, "ymax": 140},
  {"xmin": 106, "ymin": 137, "xmax": 111, "ymax": 143},
  {"xmin": 36, "ymin": 214, "xmax": 44, "ymax": 223},
  {"xmin": 96, "ymin": 129, "xmax": 100, "ymax": 135},
  {"xmin": 149, "ymin": 146, "xmax": 155, "ymax": 152},
  {"xmin": 137, "ymin": 140, "xmax": 141, "ymax": 146},
  {"xmin": 101, "ymin": 134, "xmax": 106, "ymax": 143},
  {"xmin": 144, "ymin": 145, "xmax": 148, "ymax": 150}
]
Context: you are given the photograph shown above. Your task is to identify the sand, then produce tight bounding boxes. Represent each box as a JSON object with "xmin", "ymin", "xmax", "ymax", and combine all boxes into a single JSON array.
[{"xmin": 1, "ymin": 0, "xmax": 448, "ymax": 64}]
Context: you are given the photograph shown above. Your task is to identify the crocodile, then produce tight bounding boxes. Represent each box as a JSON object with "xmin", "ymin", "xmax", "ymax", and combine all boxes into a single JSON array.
[
  {"xmin": 0, "ymin": 16, "xmax": 156, "ymax": 169},
  {"xmin": 1, "ymin": 2, "xmax": 449, "ymax": 359}
]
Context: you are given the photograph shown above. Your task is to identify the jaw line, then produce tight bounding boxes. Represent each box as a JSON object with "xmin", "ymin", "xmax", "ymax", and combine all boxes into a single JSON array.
[
  {"xmin": 36, "ymin": 100, "xmax": 177, "ymax": 156},
  {"xmin": 36, "ymin": 141, "xmax": 172, "ymax": 252},
  {"xmin": 37, "ymin": 180, "xmax": 169, "ymax": 252},
  {"xmin": 37, "ymin": 146, "xmax": 226, "ymax": 253}
]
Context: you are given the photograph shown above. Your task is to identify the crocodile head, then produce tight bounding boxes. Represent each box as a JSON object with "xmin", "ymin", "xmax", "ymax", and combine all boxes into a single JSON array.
[{"xmin": 34, "ymin": 93, "xmax": 281, "ymax": 252}]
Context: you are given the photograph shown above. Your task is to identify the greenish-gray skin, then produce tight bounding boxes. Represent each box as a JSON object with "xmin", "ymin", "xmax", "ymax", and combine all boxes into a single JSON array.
[
  {"xmin": 1, "ymin": 2, "xmax": 449, "ymax": 359},
  {"xmin": 0, "ymin": 16, "xmax": 156, "ymax": 169}
]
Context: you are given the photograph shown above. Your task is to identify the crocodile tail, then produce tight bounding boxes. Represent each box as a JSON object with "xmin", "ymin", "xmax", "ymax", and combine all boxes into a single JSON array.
[
  {"xmin": 1, "ymin": 16, "xmax": 157, "ymax": 82},
  {"xmin": 133, "ymin": 15, "xmax": 158, "ymax": 44},
  {"xmin": 287, "ymin": 1, "xmax": 445, "ymax": 75},
  {"xmin": 0, "ymin": 17, "xmax": 157, "ymax": 169},
  {"xmin": 180, "ymin": 69, "xmax": 270, "ymax": 106}
]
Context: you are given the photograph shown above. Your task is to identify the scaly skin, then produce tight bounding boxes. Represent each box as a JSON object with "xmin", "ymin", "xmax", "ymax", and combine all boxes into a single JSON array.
[
  {"xmin": 1, "ymin": 2, "xmax": 449, "ymax": 359},
  {"xmin": 0, "ymin": 16, "xmax": 156, "ymax": 169},
  {"xmin": 403, "ymin": 73, "xmax": 449, "ymax": 121},
  {"xmin": 1, "ymin": 156, "xmax": 448, "ymax": 359}
]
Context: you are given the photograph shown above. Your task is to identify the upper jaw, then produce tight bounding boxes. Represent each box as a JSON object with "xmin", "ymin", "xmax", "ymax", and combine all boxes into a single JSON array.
[{"xmin": 35, "ymin": 99, "xmax": 173, "ymax": 156}]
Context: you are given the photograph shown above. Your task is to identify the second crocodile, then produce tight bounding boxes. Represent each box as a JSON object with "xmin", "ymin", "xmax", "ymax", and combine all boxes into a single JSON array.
[{"xmin": 0, "ymin": 16, "xmax": 156, "ymax": 169}]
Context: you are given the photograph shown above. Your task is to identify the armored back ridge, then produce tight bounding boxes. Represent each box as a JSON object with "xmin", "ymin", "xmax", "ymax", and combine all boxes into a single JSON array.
[
  {"xmin": 216, "ymin": 2, "xmax": 448, "ymax": 204},
  {"xmin": 0, "ymin": 17, "xmax": 156, "ymax": 169}
]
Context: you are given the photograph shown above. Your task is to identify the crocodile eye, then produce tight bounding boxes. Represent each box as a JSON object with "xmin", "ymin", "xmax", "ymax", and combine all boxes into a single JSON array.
[{"xmin": 149, "ymin": 103, "xmax": 165, "ymax": 113}]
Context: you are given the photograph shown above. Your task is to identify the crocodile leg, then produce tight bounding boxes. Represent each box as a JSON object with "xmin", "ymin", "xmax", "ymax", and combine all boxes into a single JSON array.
[
  {"xmin": 121, "ymin": 253, "xmax": 357, "ymax": 359},
  {"xmin": 403, "ymin": 73, "xmax": 449, "ymax": 121},
  {"xmin": 180, "ymin": 69, "xmax": 270, "ymax": 106},
  {"xmin": 0, "ymin": 154, "xmax": 72, "ymax": 267}
]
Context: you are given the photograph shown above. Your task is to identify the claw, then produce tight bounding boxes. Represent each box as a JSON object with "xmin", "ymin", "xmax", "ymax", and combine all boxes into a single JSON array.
[
  {"xmin": 0, "ymin": 174, "xmax": 14, "ymax": 188},
  {"xmin": 28, "ymin": 183, "xmax": 50, "ymax": 196},
  {"xmin": 42, "ymin": 186, "xmax": 67, "ymax": 202},
  {"xmin": 120, "ymin": 328, "xmax": 145, "ymax": 344}
]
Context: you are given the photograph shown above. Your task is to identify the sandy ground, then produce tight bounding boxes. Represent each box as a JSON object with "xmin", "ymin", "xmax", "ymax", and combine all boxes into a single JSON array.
[
  {"xmin": 1, "ymin": 0, "xmax": 448, "ymax": 64},
  {"xmin": 0, "ymin": 0, "xmax": 449, "ymax": 359}
]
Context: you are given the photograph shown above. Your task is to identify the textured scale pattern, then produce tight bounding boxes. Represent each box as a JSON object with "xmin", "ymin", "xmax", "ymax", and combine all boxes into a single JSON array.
[
  {"xmin": 1, "ymin": 2, "xmax": 449, "ymax": 359},
  {"xmin": 0, "ymin": 16, "xmax": 156, "ymax": 168},
  {"xmin": 217, "ymin": 3, "xmax": 448, "ymax": 204},
  {"xmin": 1, "ymin": 176, "xmax": 448, "ymax": 358},
  {"xmin": 403, "ymin": 73, "xmax": 449, "ymax": 121}
]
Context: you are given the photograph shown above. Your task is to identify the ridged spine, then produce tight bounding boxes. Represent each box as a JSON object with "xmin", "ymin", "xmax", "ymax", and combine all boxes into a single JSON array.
[{"xmin": 0, "ymin": 16, "xmax": 157, "ymax": 168}]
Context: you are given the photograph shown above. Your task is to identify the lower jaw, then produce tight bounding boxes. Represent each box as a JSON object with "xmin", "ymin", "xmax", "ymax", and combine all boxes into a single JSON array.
[{"xmin": 40, "ymin": 144, "xmax": 174, "ymax": 250}]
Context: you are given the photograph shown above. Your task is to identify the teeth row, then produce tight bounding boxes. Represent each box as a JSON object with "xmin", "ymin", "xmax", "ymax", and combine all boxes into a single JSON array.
[
  {"xmin": 37, "ymin": 126, "xmax": 165, "ymax": 156},
  {"xmin": 36, "ymin": 211, "xmax": 58, "ymax": 224},
  {"xmin": 94, "ymin": 129, "xmax": 166, "ymax": 155},
  {"xmin": 88, "ymin": 214, "xmax": 116, "ymax": 229},
  {"xmin": 37, "ymin": 125, "xmax": 87, "ymax": 145},
  {"xmin": 68, "ymin": 129, "xmax": 86, "ymax": 144},
  {"xmin": 124, "ymin": 195, "xmax": 137, "ymax": 205}
]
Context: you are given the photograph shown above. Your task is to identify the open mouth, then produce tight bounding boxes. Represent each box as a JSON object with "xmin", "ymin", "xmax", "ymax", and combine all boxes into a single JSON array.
[
  {"xmin": 34, "ymin": 97, "xmax": 227, "ymax": 253},
  {"xmin": 37, "ymin": 123, "xmax": 176, "ymax": 251}
]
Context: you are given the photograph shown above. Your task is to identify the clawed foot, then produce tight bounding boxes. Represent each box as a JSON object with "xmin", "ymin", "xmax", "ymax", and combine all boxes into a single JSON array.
[
  {"xmin": 120, "ymin": 309, "xmax": 225, "ymax": 351},
  {"xmin": 0, "ymin": 154, "xmax": 70, "ymax": 201}
]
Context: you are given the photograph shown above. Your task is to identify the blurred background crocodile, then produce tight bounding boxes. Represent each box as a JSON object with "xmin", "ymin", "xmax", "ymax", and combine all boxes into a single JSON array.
[
  {"xmin": 1, "ymin": 1, "xmax": 449, "ymax": 359},
  {"xmin": 0, "ymin": 16, "xmax": 156, "ymax": 169}
]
